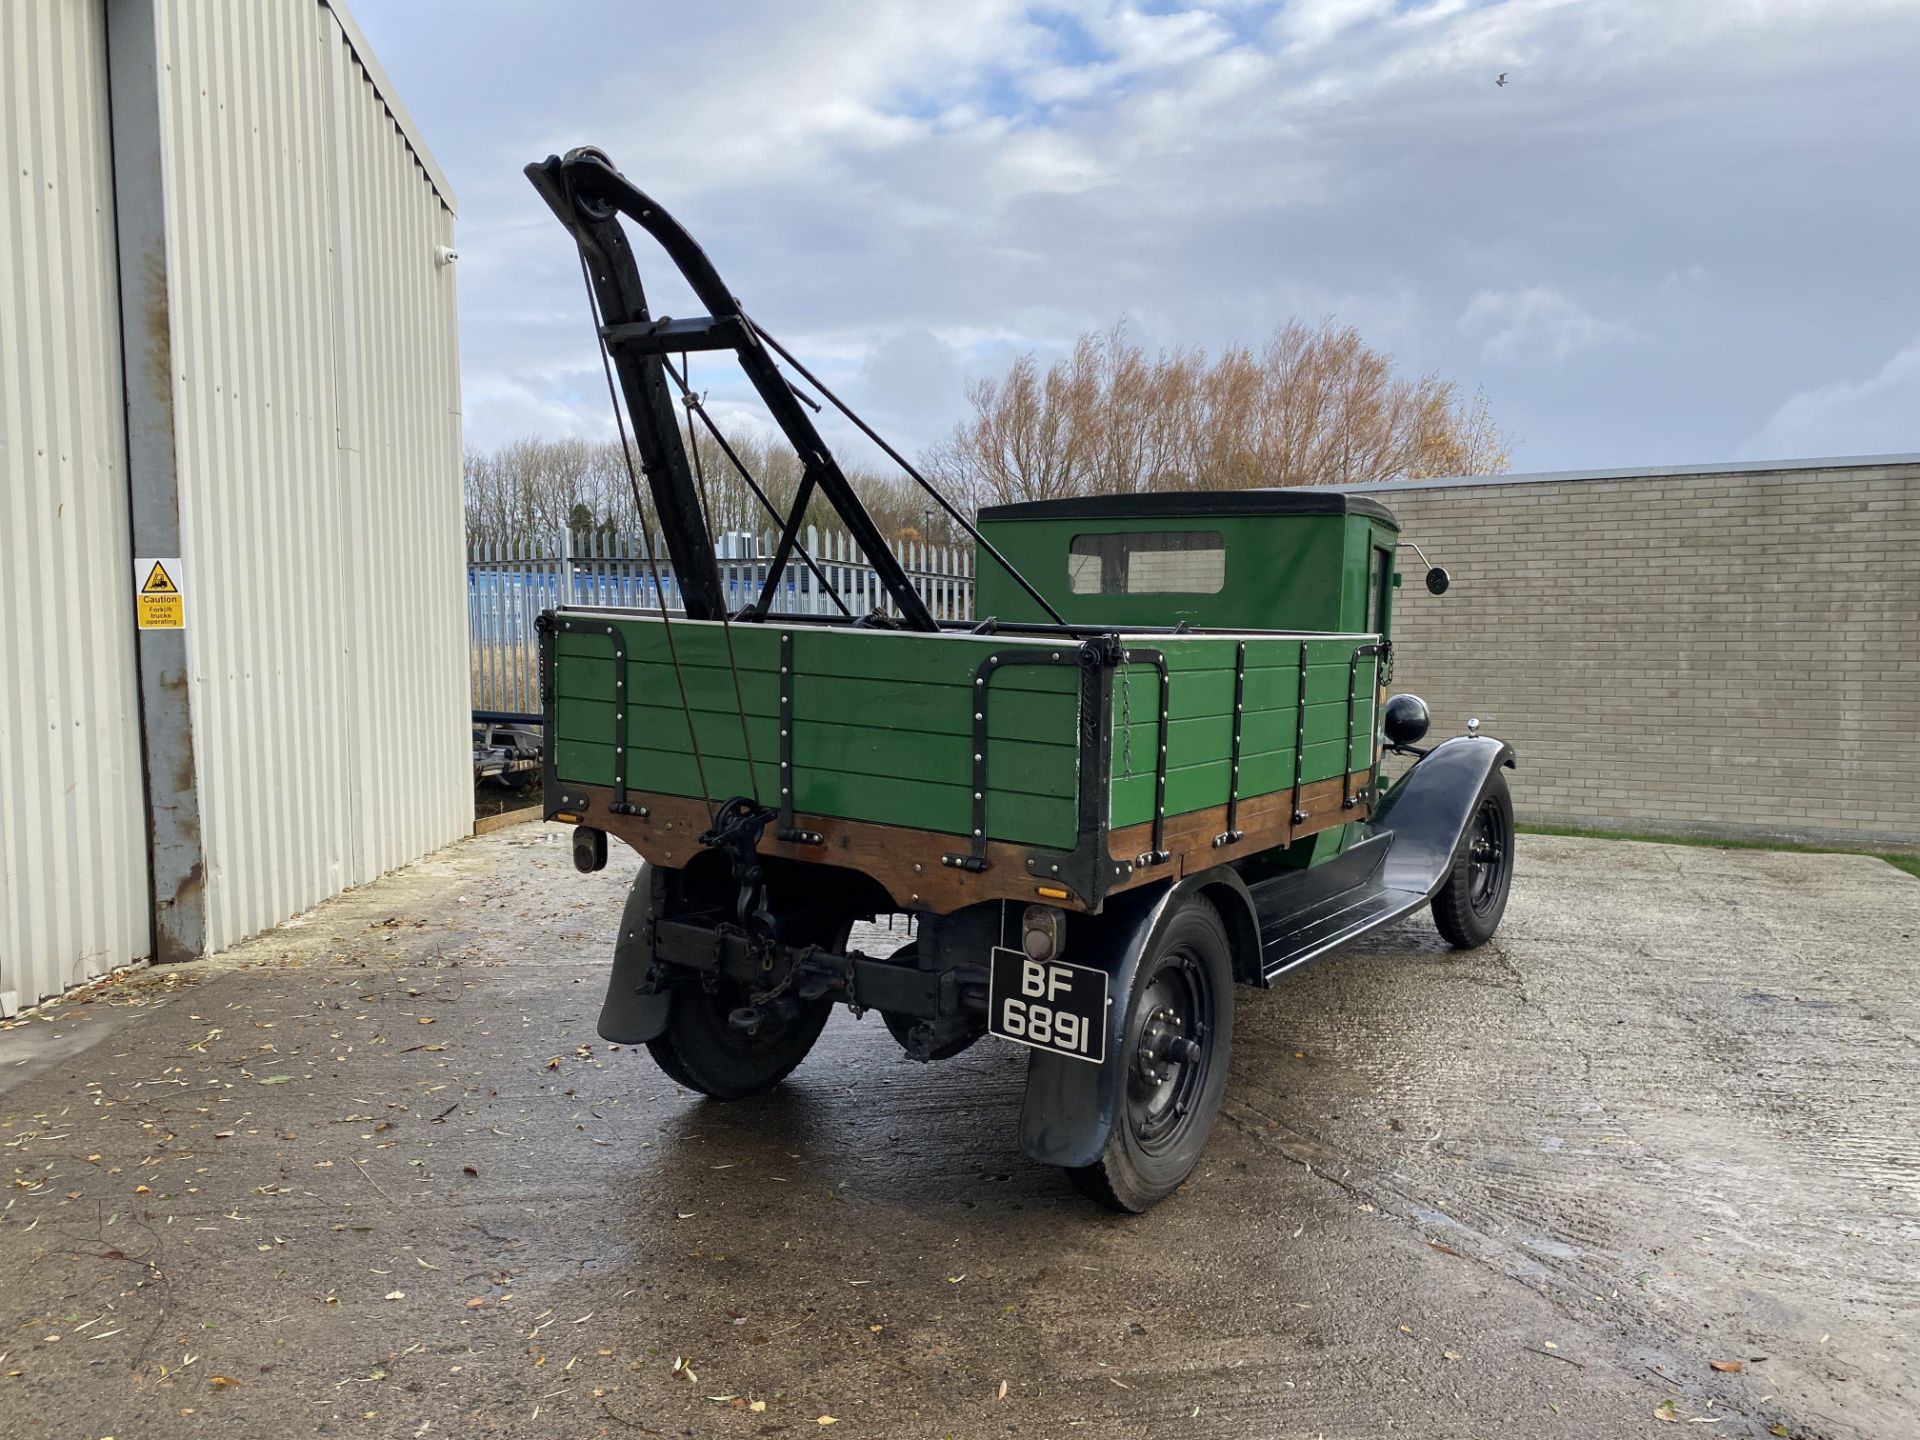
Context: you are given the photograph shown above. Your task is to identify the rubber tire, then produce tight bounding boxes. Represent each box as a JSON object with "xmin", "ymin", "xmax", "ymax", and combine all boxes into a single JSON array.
[
  {"xmin": 1069, "ymin": 896, "xmax": 1235, "ymax": 1214},
  {"xmin": 1430, "ymin": 770, "xmax": 1515, "ymax": 949},
  {"xmin": 877, "ymin": 940, "xmax": 982, "ymax": 1061},
  {"xmin": 646, "ymin": 982, "xmax": 834, "ymax": 1100},
  {"xmin": 881, "ymin": 1008, "xmax": 982, "ymax": 1062}
]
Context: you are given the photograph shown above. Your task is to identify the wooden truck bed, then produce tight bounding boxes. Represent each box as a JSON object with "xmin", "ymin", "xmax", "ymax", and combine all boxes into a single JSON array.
[{"xmin": 543, "ymin": 609, "xmax": 1384, "ymax": 914}]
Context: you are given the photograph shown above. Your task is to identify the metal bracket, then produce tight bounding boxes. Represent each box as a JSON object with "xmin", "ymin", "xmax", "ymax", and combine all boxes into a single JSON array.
[
  {"xmin": 1213, "ymin": 640, "xmax": 1246, "ymax": 847},
  {"xmin": 774, "ymin": 630, "xmax": 811, "ymax": 838},
  {"xmin": 1289, "ymin": 639, "xmax": 1311, "ymax": 825},
  {"xmin": 1343, "ymin": 643, "xmax": 1384, "ymax": 811}
]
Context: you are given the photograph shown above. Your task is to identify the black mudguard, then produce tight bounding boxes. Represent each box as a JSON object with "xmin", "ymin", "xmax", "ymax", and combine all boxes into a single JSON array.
[
  {"xmin": 597, "ymin": 863, "xmax": 673, "ymax": 1044},
  {"xmin": 1369, "ymin": 735, "xmax": 1516, "ymax": 898},
  {"xmin": 1018, "ymin": 864, "xmax": 1260, "ymax": 1170}
]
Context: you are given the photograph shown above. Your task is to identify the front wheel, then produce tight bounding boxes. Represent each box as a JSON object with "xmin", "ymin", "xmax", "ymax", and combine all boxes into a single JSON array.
[
  {"xmin": 1430, "ymin": 770, "xmax": 1515, "ymax": 948},
  {"xmin": 1069, "ymin": 896, "xmax": 1234, "ymax": 1213}
]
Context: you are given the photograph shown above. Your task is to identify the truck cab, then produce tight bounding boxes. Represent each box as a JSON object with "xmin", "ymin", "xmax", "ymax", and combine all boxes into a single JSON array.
[{"xmin": 974, "ymin": 490, "xmax": 1402, "ymax": 637}]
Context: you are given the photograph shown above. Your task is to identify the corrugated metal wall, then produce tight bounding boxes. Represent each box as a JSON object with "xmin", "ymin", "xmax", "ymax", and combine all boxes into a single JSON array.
[
  {"xmin": 157, "ymin": 0, "xmax": 468, "ymax": 952},
  {"xmin": 0, "ymin": 0, "xmax": 153, "ymax": 1011}
]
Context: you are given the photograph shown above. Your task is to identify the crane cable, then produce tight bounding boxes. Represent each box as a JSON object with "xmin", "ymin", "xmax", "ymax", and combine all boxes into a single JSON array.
[
  {"xmin": 577, "ymin": 252, "xmax": 716, "ymax": 824},
  {"xmin": 675, "ymin": 350, "xmax": 762, "ymax": 806},
  {"xmin": 661, "ymin": 354, "xmax": 853, "ymax": 621}
]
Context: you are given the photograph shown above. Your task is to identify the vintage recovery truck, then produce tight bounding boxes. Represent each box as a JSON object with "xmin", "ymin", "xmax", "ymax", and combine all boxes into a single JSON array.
[{"xmin": 528, "ymin": 149, "xmax": 1517, "ymax": 1211}]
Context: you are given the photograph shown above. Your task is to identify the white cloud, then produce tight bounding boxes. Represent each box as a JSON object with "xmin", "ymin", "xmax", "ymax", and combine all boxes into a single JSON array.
[
  {"xmin": 1738, "ymin": 336, "xmax": 1920, "ymax": 461},
  {"xmin": 1458, "ymin": 287, "xmax": 1632, "ymax": 364},
  {"xmin": 355, "ymin": 0, "xmax": 1920, "ymax": 469},
  {"xmin": 1274, "ymin": 0, "xmax": 1397, "ymax": 50}
]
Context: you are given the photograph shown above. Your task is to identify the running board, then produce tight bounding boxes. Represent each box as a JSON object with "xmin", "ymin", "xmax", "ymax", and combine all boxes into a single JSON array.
[
  {"xmin": 1256, "ymin": 880, "xmax": 1429, "ymax": 982},
  {"xmin": 1247, "ymin": 831, "xmax": 1430, "ymax": 984}
]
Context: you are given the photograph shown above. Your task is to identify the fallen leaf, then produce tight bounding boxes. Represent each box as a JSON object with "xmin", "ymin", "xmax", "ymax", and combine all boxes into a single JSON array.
[
  {"xmin": 1655, "ymin": 1399, "xmax": 1680, "ymax": 1423},
  {"xmin": 816, "ymin": 1418, "xmax": 838, "ymax": 1427},
  {"xmin": 259, "ymin": 1075, "xmax": 293, "ymax": 1085},
  {"xmin": 208, "ymin": 1376, "xmax": 241, "ymax": 1389},
  {"xmin": 417, "ymin": 1018, "xmax": 436, "ymax": 1026},
  {"xmin": 385, "ymin": 1291, "xmax": 406, "ymax": 1301},
  {"xmin": 1108, "ymin": 1377, "xmax": 1131, "ymax": 1390},
  {"xmin": 214, "ymin": 1131, "xmax": 235, "ymax": 1140},
  {"xmin": 466, "ymin": 1298, "xmax": 487, "ymax": 1309},
  {"xmin": 1428, "ymin": 1242, "xmax": 1464, "ymax": 1258},
  {"xmin": 1443, "ymin": 1350, "xmax": 1461, "ymax": 1361},
  {"xmin": 1769, "ymin": 1427, "xmax": 1789, "ymax": 1438},
  {"xmin": 546, "ymin": 1057, "xmax": 561, "ymax": 1070},
  {"xmin": 1710, "ymin": 1360, "xmax": 1744, "ymax": 1374},
  {"xmin": 750, "ymin": 1400, "xmax": 766, "ymax": 1413},
  {"xmin": 462, "ymin": 1166, "xmax": 478, "ymax": 1178},
  {"xmin": 996, "ymin": 1380, "xmax": 1008, "ymax": 1401}
]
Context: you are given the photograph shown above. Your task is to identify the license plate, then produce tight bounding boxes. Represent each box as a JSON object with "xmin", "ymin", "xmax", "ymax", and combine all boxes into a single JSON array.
[{"xmin": 987, "ymin": 947, "xmax": 1109, "ymax": 1065}]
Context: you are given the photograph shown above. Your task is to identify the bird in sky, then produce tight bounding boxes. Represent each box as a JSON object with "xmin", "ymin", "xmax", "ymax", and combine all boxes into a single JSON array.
[{"xmin": 1495, "ymin": 72, "xmax": 1509, "ymax": 87}]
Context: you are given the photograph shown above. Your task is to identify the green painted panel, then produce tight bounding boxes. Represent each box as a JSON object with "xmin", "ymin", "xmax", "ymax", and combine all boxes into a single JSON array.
[
  {"xmin": 550, "ymin": 611, "xmax": 1380, "ymax": 852},
  {"xmin": 555, "ymin": 739, "xmax": 1075, "ymax": 848},
  {"xmin": 556, "ymin": 697, "xmax": 1075, "ymax": 797},
  {"xmin": 556, "ymin": 622, "xmax": 1074, "ymax": 694},
  {"xmin": 1110, "ymin": 736, "xmax": 1357, "ymax": 828}
]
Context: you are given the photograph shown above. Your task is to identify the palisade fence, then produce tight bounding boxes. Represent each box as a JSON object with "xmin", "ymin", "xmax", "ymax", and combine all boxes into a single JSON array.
[{"xmin": 469, "ymin": 527, "xmax": 976, "ymax": 716}]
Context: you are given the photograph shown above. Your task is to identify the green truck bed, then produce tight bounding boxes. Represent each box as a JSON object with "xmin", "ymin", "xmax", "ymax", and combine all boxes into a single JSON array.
[{"xmin": 546, "ymin": 611, "xmax": 1383, "ymax": 909}]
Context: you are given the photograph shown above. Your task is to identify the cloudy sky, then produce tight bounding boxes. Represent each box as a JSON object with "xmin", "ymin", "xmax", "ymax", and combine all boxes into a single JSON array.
[{"xmin": 354, "ymin": 0, "xmax": 1920, "ymax": 474}]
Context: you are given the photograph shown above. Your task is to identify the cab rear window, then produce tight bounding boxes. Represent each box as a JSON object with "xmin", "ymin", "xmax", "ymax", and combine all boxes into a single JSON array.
[{"xmin": 1067, "ymin": 530, "xmax": 1225, "ymax": 594}]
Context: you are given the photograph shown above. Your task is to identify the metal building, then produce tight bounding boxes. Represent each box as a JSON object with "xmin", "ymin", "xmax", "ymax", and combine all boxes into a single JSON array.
[{"xmin": 1, "ymin": 0, "xmax": 467, "ymax": 1013}]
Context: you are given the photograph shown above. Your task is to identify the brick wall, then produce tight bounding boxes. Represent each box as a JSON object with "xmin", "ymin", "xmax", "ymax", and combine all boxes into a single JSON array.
[{"xmin": 1345, "ymin": 458, "xmax": 1920, "ymax": 847}]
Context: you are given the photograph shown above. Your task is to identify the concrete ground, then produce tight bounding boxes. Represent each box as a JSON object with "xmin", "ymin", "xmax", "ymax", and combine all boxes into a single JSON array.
[{"xmin": 2, "ymin": 829, "xmax": 1914, "ymax": 1440}]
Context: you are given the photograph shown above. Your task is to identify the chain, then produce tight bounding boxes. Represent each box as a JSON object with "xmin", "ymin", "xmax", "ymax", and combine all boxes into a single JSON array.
[{"xmin": 1119, "ymin": 649, "xmax": 1134, "ymax": 781}]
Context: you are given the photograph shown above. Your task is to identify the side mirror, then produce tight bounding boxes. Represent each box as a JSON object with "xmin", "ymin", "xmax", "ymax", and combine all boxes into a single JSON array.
[{"xmin": 1425, "ymin": 566, "xmax": 1450, "ymax": 596}]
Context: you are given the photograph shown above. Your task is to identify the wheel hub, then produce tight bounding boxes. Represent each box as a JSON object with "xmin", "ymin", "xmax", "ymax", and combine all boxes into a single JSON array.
[{"xmin": 1126, "ymin": 959, "xmax": 1215, "ymax": 1150}]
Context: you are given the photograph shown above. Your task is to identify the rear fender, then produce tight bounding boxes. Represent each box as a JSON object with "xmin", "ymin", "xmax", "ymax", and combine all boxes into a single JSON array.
[
  {"xmin": 597, "ymin": 862, "xmax": 673, "ymax": 1043},
  {"xmin": 1018, "ymin": 865, "xmax": 1259, "ymax": 1169},
  {"xmin": 1370, "ymin": 735, "xmax": 1516, "ymax": 898}
]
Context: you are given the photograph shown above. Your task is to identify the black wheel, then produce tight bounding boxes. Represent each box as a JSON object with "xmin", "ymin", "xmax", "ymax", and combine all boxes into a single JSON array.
[
  {"xmin": 646, "ymin": 978, "xmax": 834, "ymax": 1099},
  {"xmin": 1431, "ymin": 770, "xmax": 1514, "ymax": 949},
  {"xmin": 1069, "ymin": 896, "xmax": 1234, "ymax": 1214},
  {"xmin": 877, "ymin": 941, "xmax": 982, "ymax": 1061}
]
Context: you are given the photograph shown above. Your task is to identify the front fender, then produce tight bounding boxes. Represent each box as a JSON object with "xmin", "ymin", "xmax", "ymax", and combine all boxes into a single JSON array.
[
  {"xmin": 1370, "ymin": 735, "xmax": 1516, "ymax": 898},
  {"xmin": 1018, "ymin": 864, "xmax": 1258, "ymax": 1169},
  {"xmin": 597, "ymin": 862, "xmax": 673, "ymax": 1043}
]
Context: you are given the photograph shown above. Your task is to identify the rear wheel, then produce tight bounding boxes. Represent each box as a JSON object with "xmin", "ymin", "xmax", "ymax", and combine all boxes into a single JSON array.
[
  {"xmin": 1430, "ymin": 771, "xmax": 1514, "ymax": 949},
  {"xmin": 646, "ymin": 917, "xmax": 847, "ymax": 1100},
  {"xmin": 645, "ymin": 978, "xmax": 834, "ymax": 1099},
  {"xmin": 1069, "ymin": 896, "xmax": 1234, "ymax": 1214}
]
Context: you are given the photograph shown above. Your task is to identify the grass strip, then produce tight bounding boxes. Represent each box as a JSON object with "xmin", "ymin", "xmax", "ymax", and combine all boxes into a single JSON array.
[{"xmin": 1517, "ymin": 823, "xmax": 1919, "ymax": 881}]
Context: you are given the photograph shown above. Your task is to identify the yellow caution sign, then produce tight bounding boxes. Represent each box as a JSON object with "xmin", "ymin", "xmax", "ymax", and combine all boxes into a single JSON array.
[{"xmin": 135, "ymin": 557, "xmax": 185, "ymax": 630}]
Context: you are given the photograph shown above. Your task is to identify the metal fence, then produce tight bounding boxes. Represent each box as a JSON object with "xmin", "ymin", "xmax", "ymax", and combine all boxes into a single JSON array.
[{"xmin": 469, "ymin": 528, "xmax": 976, "ymax": 715}]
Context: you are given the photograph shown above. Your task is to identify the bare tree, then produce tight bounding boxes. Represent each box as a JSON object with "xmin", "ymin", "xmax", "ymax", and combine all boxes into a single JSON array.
[
  {"xmin": 463, "ymin": 425, "xmax": 934, "ymax": 553},
  {"xmin": 923, "ymin": 321, "xmax": 1509, "ymax": 508}
]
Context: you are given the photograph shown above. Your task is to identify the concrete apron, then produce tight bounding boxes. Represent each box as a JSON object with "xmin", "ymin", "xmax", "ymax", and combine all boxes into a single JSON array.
[{"xmin": 1, "ymin": 827, "xmax": 1913, "ymax": 1439}]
